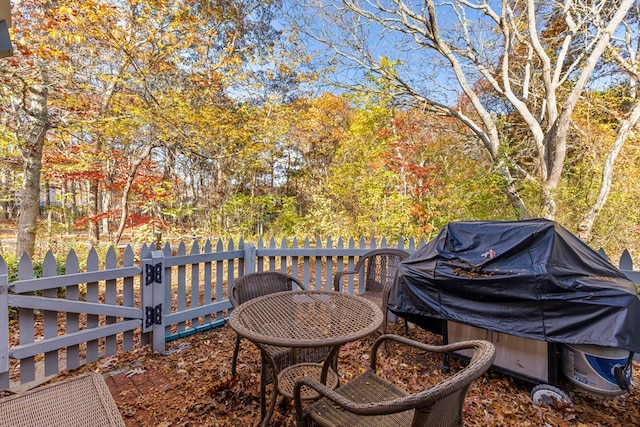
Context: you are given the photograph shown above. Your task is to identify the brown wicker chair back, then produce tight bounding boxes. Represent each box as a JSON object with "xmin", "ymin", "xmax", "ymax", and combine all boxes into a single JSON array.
[
  {"xmin": 0, "ymin": 372, "xmax": 125, "ymax": 427},
  {"xmin": 229, "ymin": 271, "xmax": 306, "ymax": 378},
  {"xmin": 333, "ymin": 248, "xmax": 410, "ymax": 334},
  {"xmin": 230, "ymin": 271, "xmax": 305, "ymax": 308}
]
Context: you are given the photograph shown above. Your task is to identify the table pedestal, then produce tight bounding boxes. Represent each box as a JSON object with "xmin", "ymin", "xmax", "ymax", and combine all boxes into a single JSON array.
[{"xmin": 278, "ymin": 362, "xmax": 339, "ymax": 401}]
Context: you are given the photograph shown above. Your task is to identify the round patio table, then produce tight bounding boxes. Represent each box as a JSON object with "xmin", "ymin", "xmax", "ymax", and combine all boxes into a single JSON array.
[{"xmin": 228, "ymin": 289, "xmax": 384, "ymax": 426}]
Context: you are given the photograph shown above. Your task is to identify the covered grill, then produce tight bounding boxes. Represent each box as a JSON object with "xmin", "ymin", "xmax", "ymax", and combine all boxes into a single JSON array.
[{"xmin": 389, "ymin": 219, "xmax": 640, "ymax": 396}]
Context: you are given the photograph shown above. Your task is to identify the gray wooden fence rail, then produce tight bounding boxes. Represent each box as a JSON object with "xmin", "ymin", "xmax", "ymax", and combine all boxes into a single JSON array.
[{"xmin": 0, "ymin": 237, "xmax": 636, "ymax": 391}]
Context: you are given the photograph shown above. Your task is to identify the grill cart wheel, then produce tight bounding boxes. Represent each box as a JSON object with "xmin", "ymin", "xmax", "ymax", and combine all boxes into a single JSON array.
[{"xmin": 531, "ymin": 384, "xmax": 572, "ymax": 407}]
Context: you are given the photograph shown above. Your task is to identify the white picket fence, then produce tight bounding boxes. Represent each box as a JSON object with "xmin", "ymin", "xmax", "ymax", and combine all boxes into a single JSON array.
[
  {"xmin": 0, "ymin": 236, "xmax": 636, "ymax": 391},
  {"xmin": 0, "ymin": 236, "xmax": 423, "ymax": 391}
]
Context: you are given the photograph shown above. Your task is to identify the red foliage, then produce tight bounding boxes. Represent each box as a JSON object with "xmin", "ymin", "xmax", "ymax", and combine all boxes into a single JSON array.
[
  {"xmin": 74, "ymin": 210, "xmax": 118, "ymax": 228},
  {"xmin": 125, "ymin": 212, "xmax": 170, "ymax": 230},
  {"xmin": 384, "ymin": 110, "xmax": 442, "ymax": 198},
  {"xmin": 45, "ymin": 141, "xmax": 171, "ymax": 233}
]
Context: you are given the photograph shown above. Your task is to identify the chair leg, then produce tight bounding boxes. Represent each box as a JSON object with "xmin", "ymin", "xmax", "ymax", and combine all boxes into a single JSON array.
[
  {"xmin": 380, "ymin": 310, "xmax": 389, "ymax": 354},
  {"xmin": 381, "ymin": 309, "xmax": 388, "ymax": 335},
  {"xmin": 260, "ymin": 364, "xmax": 267, "ymax": 421},
  {"xmin": 260, "ymin": 361, "xmax": 273, "ymax": 423},
  {"xmin": 231, "ymin": 336, "xmax": 242, "ymax": 376}
]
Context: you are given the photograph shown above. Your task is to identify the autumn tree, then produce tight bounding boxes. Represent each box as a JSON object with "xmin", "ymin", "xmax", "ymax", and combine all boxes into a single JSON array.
[
  {"xmin": 287, "ymin": 93, "xmax": 350, "ymax": 220},
  {"xmin": 3, "ymin": 0, "xmax": 292, "ymax": 248},
  {"xmin": 301, "ymin": 89, "xmax": 414, "ymax": 239},
  {"xmin": 199, "ymin": 29, "xmax": 324, "ymax": 237},
  {"xmin": 388, "ymin": 107, "xmax": 515, "ymax": 234},
  {"xmin": 292, "ymin": 0, "xmax": 638, "ymax": 230},
  {"xmin": 0, "ymin": 0, "xmax": 67, "ymax": 257},
  {"xmin": 576, "ymin": 3, "xmax": 640, "ymax": 240},
  {"xmin": 97, "ymin": 0, "xmax": 293, "ymax": 243}
]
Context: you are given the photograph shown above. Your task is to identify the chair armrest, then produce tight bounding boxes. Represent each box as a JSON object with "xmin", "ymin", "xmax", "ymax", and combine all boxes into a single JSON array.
[
  {"xmin": 293, "ymin": 374, "xmax": 418, "ymax": 423},
  {"xmin": 370, "ymin": 334, "xmax": 495, "ymax": 370},
  {"xmin": 295, "ymin": 336, "xmax": 495, "ymax": 426},
  {"xmin": 332, "ymin": 270, "xmax": 358, "ymax": 291}
]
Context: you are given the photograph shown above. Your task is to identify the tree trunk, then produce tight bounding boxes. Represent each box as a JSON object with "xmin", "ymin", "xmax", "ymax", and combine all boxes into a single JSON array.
[
  {"xmin": 0, "ymin": 169, "xmax": 9, "ymax": 220},
  {"xmin": 87, "ymin": 62, "xmax": 125, "ymax": 247},
  {"xmin": 87, "ymin": 180, "xmax": 99, "ymax": 246},
  {"xmin": 16, "ymin": 68, "xmax": 49, "ymax": 258},
  {"xmin": 101, "ymin": 192, "xmax": 110, "ymax": 238},
  {"xmin": 113, "ymin": 144, "xmax": 154, "ymax": 244}
]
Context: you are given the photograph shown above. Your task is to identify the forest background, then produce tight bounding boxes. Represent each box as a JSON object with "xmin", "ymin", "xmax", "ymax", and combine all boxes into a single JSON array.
[{"xmin": 0, "ymin": 0, "xmax": 639, "ymax": 267}]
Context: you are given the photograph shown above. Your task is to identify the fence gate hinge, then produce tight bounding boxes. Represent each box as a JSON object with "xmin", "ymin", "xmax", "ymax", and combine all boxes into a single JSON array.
[
  {"xmin": 145, "ymin": 304, "xmax": 162, "ymax": 327},
  {"xmin": 145, "ymin": 263, "xmax": 162, "ymax": 285}
]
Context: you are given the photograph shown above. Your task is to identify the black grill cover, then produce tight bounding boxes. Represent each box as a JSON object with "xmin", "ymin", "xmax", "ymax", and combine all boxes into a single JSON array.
[{"xmin": 389, "ymin": 219, "xmax": 640, "ymax": 353}]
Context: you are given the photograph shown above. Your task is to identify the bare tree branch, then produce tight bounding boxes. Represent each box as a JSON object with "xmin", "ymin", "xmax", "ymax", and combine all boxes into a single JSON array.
[{"xmin": 292, "ymin": 0, "xmax": 637, "ymax": 222}]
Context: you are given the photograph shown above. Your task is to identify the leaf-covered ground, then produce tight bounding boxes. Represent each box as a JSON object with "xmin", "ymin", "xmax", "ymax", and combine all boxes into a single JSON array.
[{"xmin": 54, "ymin": 322, "xmax": 640, "ymax": 426}]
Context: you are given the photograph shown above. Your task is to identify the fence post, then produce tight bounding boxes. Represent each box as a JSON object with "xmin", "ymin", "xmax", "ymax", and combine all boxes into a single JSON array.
[
  {"xmin": 142, "ymin": 250, "xmax": 166, "ymax": 353},
  {"xmin": 244, "ymin": 243, "xmax": 256, "ymax": 275},
  {"xmin": 0, "ymin": 270, "xmax": 8, "ymax": 390}
]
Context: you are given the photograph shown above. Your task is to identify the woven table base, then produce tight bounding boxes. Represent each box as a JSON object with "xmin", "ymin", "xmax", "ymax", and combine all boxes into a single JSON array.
[{"xmin": 278, "ymin": 363, "xmax": 339, "ymax": 400}]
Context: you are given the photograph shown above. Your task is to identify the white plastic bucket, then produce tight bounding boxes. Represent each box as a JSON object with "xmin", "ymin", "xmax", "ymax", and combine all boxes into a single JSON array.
[{"xmin": 562, "ymin": 344, "xmax": 631, "ymax": 396}]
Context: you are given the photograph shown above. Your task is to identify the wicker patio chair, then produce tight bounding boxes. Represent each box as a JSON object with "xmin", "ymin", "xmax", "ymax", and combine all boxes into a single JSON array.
[
  {"xmin": 229, "ymin": 271, "xmax": 331, "ymax": 418},
  {"xmin": 333, "ymin": 248, "xmax": 410, "ymax": 335},
  {"xmin": 0, "ymin": 372, "xmax": 125, "ymax": 427},
  {"xmin": 293, "ymin": 334, "xmax": 496, "ymax": 427}
]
